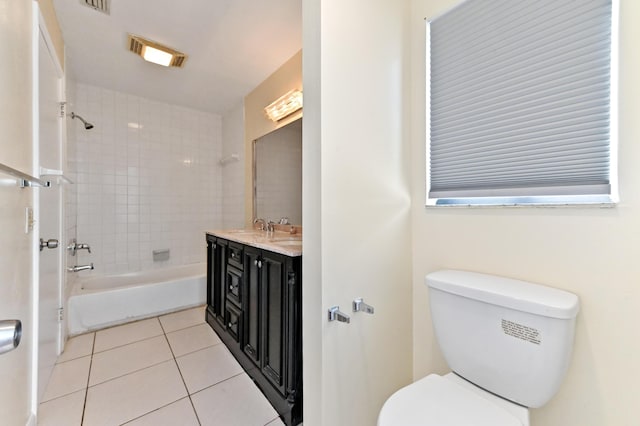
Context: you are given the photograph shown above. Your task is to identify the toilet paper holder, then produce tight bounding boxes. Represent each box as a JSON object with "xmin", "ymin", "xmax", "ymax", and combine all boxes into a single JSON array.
[{"xmin": 0, "ymin": 320, "xmax": 21, "ymax": 355}]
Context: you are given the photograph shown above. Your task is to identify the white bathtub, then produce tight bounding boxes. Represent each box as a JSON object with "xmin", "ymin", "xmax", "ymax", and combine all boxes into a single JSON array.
[{"xmin": 68, "ymin": 263, "xmax": 206, "ymax": 335}]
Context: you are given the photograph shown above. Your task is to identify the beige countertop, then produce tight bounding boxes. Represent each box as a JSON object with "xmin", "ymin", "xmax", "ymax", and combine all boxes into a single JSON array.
[{"xmin": 206, "ymin": 229, "xmax": 302, "ymax": 257}]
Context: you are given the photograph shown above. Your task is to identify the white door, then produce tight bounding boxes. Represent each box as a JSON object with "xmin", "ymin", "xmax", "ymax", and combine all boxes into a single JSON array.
[
  {"xmin": 0, "ymin": 1, "xmax": 40, "ymax": 423},
  {"xmin": 36, "ymin": 22, "xmax": 64, "ymax": 401}
]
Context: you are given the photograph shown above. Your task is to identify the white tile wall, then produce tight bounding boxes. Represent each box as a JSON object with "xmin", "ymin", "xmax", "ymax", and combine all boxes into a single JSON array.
[
  {"xmin": 221, "ymin": 102, "xmax": 246, "ymax": 228},
  {"xmin": 65, "ymin": 80, "xmax": 79, "ymax": 293},
  {"xmin": 68, "ymin": 83, "xmax": 222, "ymax": 275}
]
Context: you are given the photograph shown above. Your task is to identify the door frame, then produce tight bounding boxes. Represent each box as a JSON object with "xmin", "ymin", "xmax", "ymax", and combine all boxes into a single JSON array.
[{"xmin": 31, "ymin": 2, "xmax": 66, "ymax": 414}]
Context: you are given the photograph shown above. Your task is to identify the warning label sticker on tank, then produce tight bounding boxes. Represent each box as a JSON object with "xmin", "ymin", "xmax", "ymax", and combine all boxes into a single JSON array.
[{"xmin": 501, "ymin": 319, "xmax": 541, "ymax": 345}]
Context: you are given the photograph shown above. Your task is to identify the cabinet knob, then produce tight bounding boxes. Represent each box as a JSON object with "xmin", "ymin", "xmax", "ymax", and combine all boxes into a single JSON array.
[{"xmin": 231, "ymin": 252, "xmax": 235, "ymax": 258}]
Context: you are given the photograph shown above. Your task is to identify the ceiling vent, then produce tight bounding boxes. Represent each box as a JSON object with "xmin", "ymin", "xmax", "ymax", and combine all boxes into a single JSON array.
[
  {"xmin": 127, "ymin": 34, "xmax": 188, "ymax": 68},
  {"xmin": 80, "ymin": 0, "xmax": 110, "ymax": 15}
]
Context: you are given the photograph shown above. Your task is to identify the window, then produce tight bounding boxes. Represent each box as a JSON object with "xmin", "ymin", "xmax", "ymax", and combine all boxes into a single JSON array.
[{"xmin": 427, "ymin": 0, "xmax": 617, "ymax": 206}]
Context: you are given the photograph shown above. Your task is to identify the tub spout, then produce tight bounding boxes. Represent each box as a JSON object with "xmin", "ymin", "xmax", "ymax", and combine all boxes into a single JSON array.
[{"xmin": 67, "ymin": 263, "xmax": 94, "ymax": 272}]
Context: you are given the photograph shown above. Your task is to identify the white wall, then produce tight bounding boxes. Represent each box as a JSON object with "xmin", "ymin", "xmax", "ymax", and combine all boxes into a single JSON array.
[
  {"xmin": 69, "ymin": 83, "xmax": 222, "ymax": 274},
  {"xmin": 221, "ymin": 102, "xmax": 245, "ymax": 228},
  {"xmin": 303, "ymin": 0, "xmax": 413, "ymax": 424},
  {"xmin": 0, "ymin": 0, "xmax": 36, "ymax": 423},
  {"xmin": 410, "ymin": 1, "xmax": 640, "ymax": 425}
]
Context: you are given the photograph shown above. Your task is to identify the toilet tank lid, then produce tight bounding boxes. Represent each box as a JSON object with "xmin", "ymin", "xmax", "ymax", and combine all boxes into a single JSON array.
[{"xmin": 426, "ymin": 270, "xmax": 579, "ymax": 319}]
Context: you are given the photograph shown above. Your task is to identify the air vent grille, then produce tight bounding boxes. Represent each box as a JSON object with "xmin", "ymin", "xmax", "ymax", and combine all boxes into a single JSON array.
[
  {"xmin": 80, "ymin": 0, "xmax": 110, "ymax": 15},
  {"xmin": 127, "ymin": 34, "xmax": 188, "ymax": 68},
  {"xmin": 129, "ymin": 37, "xmax": 143, "ymax": 55}
]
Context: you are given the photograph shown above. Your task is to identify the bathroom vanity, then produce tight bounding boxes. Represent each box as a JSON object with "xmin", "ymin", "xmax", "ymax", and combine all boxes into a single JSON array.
[{"xmin": 205, "ymin": 230, "xmax": 302, "ymax": 425}]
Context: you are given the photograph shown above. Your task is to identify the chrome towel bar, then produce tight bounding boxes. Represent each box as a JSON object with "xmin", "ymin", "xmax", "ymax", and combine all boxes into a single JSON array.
[{"xmin": 0, "ymin": 162, "xmax": 50, "ymax": 188}]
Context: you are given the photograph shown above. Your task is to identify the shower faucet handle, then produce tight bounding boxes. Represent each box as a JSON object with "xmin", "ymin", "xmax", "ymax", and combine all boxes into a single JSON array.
[
  {"xmin": 67, "ymin": 239, "xmax": 91, "ymax": 255},
  {"xmin": 76, "ymin": 243, "xmax": 91, "ymax": 254}
]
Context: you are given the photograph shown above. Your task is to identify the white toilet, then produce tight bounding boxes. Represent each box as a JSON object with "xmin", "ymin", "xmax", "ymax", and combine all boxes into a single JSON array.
[{"xmin": 379, "ymin": 270, "xmax": 580, "ymax": 426}]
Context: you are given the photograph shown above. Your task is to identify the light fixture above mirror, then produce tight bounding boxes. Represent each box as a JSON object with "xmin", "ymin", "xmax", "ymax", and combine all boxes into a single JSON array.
[{"xmin": 264, "ymin": 89, "xmax": 303, "ymax": 122}]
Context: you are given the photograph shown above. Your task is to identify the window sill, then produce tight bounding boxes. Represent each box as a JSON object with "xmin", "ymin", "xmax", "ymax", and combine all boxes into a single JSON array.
[{"xmin": 426, "ymin": 195, "xmax": 618, "ymax": 208}]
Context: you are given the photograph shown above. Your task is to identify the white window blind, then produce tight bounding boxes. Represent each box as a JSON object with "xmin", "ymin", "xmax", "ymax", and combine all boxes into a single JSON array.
[{"xmin": 427, "ymin": 0, "xmax": 616, "ymax": 206}]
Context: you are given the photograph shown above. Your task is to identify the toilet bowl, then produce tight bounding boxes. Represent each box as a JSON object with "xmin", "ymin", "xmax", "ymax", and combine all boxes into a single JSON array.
[
  {"xmin": 378, "ymin": 373, "xmax": 529, "ymax": 426},
  {"xmin": 378, "ymin": 270, "xmax": 579, "ymax": 426}
]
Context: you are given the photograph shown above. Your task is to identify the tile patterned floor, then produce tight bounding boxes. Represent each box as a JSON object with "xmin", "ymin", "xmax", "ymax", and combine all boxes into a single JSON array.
[{"xmin": 38, "ymin": 306, "xmax": 285, "ymax": 426}]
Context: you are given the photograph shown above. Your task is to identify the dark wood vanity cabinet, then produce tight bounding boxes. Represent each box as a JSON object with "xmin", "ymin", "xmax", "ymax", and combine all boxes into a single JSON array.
[
  {"xmin": 206, "ymin": 235, "xmax": 227, "ymax": 327},
  {"xmin": 205, "ymin": 234, "xmax": 302, "ymax": 426}
]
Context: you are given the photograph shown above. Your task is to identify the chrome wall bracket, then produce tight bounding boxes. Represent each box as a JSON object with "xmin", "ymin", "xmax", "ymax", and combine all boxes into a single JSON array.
[
  {"xmin": 328, "ymin": 306, "xmax": 350, "ymax": 323},
  {"xmin": 353, "ymin": 298, "xmax": 375, "ymax": 314}
]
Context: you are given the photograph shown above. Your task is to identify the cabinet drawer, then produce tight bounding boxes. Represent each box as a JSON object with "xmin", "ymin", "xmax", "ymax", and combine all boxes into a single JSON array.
[
  {"xmin": 228, "ymin": 243, "xmax": 243, "ymax": 269},
  {"xmin": 225, "ymin": 265, "xmax": 242, "ymax": 308},
  {"xmin": 225, "ymin": 303, "xmax": 241, "ymax": 342}
]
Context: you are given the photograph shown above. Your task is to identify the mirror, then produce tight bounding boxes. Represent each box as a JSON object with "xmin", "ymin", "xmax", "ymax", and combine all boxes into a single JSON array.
[{"xmin": 253, "ymin": 118, "xmax": 302, "ymax": 225}]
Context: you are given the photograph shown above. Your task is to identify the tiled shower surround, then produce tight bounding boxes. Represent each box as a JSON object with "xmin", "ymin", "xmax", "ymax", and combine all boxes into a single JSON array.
[{"xmin": 69, "ymin": 83, "xmax": 223, "ymax": 275}]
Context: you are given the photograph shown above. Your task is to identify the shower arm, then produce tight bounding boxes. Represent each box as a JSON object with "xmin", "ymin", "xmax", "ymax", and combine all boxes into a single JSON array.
[{"xmin": 70, "ymin": 112, "xmax": 94, "ymax": 130}]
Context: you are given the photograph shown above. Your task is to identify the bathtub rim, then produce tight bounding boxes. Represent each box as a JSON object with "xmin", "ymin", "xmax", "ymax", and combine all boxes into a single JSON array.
[{"xmin": 72, "ymin": 262, "xmax": 206, "ymax": 294}]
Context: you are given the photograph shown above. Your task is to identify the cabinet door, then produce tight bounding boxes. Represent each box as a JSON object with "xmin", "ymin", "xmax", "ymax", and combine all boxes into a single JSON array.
[
  {"xmin": 243, "ymin": 246, "xmax": 261, "ymax": 366},
  {"xmin": 261, "ymin": 252, "xmax": 287, "ymax": 395},
  {"xmin": 213, "ymin": 239, "xmax": 228, "ymax": 326},
  {"xmin": 285, "ymin": 258, "xmax": 302, "ymax": 402},
  {"xmin": 206, "ymin": 237, "xmax": 214, "ymax": 309}
]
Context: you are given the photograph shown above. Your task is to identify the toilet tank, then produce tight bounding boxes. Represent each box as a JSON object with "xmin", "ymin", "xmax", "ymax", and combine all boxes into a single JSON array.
[{"xmin": 426, "ymin": 270, "xmax": 579, "ymax": 408}]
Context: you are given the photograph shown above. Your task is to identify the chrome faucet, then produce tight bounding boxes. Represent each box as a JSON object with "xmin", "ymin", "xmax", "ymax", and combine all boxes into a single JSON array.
[
  {"xmin": 67, "ymin": 263, "xmax": 94, "ymax": 272},
  {"xmin": 67, "ymin": 239, "xmax": 91, "ymax": 256},
  {"xmin": 253, "ymin": 218, "xmax": 266, "ymax": 231},
  {"xmin": 267, "ymin": 220, "xmax": 276, "ymax": 232}
]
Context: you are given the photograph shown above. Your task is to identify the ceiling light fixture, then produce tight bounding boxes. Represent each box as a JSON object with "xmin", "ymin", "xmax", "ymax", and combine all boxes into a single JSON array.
[
  {"xmin": 264, "ymin": 89, "xmax": 303, "ymax": 122},
  {"xmin": 127, "ymin": 34, "xmax": 187, "ymax": 68}
]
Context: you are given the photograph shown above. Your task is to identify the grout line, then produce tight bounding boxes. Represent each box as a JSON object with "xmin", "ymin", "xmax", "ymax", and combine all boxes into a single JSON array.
[
  {"xmin": 92, "ymin": 332, "xmax": 166, "ymax": 355},
  {"xmin": 119, "ymin": 397, "xmax": 193, "ymax": 425},
  {"xmin": 163, "ymin": 319, "xmax": 208, "ymax": 335},
  {"xmin": 160, "ymin": 315, "xmax": 203, "ymax": 426},
  {"xmin": 172, "ymin": 339, "xmax": 224, "ymax": 360},
  {"xmin": 87, "ymin": 356, "xmax": 175, "ymax": 389},
  {"xmin": 188, "ymin": 371, "xmax": 245, "ymax": 398},
  {"xmin": 92, "ymin": 319, "xmax": 165, "ymax": 354},
  {"xmin": 80, "ymin": 332, "xmax": 96, "ymax": 425},
  {"xmin": 38, "ymin": 387, "xmax": 87, "ymax": 405}
]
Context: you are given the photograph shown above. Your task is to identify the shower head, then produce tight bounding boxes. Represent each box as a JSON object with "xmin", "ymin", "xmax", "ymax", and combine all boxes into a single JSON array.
[{"xmin": 71, "ymin": 112, "xmax": 94, "ymax": 130}]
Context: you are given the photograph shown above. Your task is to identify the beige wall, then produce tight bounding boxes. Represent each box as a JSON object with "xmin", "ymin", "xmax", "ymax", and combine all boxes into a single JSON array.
[
  {"xmin": 38, "ymin": 0, "xmax": 64, "ymax": 70},
  {"xmin": 244, "ymin": 51, "xmax": 302, "ymax": 226},
  {"xmin": 0, "ymin": 0, "xmax": 36, "ymax": 423},
  {"xmin": 303, "ymin": 0, "xmax": 413, "ymax": 424},
  {"xmin": 410, "ymin": 1, "xmax": 640, "ymax": 425}
]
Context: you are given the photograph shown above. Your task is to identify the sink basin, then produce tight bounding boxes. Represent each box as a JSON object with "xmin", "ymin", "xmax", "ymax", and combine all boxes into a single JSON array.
[{"xmin": 225, "ymin": 229, "xmax": 260, "ymax": 234}]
